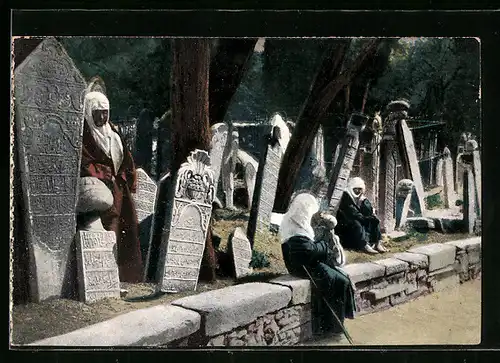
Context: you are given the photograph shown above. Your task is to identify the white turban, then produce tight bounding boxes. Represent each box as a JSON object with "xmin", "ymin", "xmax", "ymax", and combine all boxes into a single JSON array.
[
  {"xmin": 346, "ymin": 177, "xmax": 366, "ymax": 207},
  {"xmin": 279, "ymin": 192, "xmax": 319, "ymax": 243},
  {"xmin": 84, "ymin": 91, "xmax": 124, "ymax": 174}
]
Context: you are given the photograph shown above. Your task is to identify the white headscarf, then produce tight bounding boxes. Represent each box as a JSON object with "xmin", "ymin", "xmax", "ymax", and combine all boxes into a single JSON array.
[
  {"xmin": 279, "ymin": 192, "xmax": 319, "ymax": 243},
  {"xmin": 84, "ymin": 92, "xmax": 124, "ymax": 174},
  {"xmin": 346, "ymin": 177, "xmax": 367, "ymax": 207}
]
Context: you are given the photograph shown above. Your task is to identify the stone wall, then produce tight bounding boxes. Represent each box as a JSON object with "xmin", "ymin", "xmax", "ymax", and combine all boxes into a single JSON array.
[{"xmin": 28, "ymin": 237, "xmax": 481, "ymax": 347}]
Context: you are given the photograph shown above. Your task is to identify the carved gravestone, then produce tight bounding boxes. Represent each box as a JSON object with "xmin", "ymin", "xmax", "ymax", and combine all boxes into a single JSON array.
[
  {"xmin": 463, "ymin": 165, "xmax": 476, "ymax": 235},
  {"xmin": 75, "ymin": 231, "xmax": 120, "ymax": 303},
  {"xmin": 435, "ymin": 157, "xmax": 444, "ymax": 187},
  {"xmin": 237, "ymin": 149, "xmax": 259, "ymax": 209},
  {"xmin": 467, "ymin": 140, "xmax": 481, "ymax": 217},
  {"xmin": 442, "ymin": 147, "xmax": 456, "ymax": 209},
  {"xmin": 398, "ymin": 119, "xmax": 426, "ymax": 216},
  {"xmin": 455, "ymin": 133, "xmax": 468, "ymax": 192},
  {"xmin": 157, "ymin": 150, "xmax": 215, "ymax": 293},
  {"xmin": 324, "ymin": 113, "xmax": 368, "ymax": 214},
  {"xmin": 360, "ymin": 113, "xmax": 382, "ymax": 209},
  {"xmin": 395, "ymin": 179, "xmax": 414, "ymax": 230},
  {"xmin": 227, "ymin": 227, "xmax": 253, "ymax": 278},
  {"xmin": 247, "ymin": 121, "xmax": 286, "ymax": 243},
  {"xmin": 132, "ymin": 168, "xmax": 158, "ymax": 266},
  {"xmin": 221, "ymin": 129, "xmax": 239, "ymax": 210},
  {"xmin": 210, "ymin": 123, "xmax": 229, "ymax": 200},
  {"xmin": 14, "ymin": 37, "xmax": 87, "ymax": 301}
]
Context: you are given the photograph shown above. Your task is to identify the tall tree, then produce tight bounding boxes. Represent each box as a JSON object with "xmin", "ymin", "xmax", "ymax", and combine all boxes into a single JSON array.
[{"xmin": 273, "ymin": 38, "xmax": 384, "ymax": 213}]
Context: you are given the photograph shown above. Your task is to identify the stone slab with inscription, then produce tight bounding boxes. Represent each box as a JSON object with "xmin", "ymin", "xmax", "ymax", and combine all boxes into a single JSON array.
[
  {"xmin": 14, "ymin": 37, "xmax": 87, "ymax": 301},
  {"xmin": 76, "ymin": 230, "xmax": 120, "ymax": 303},
  {"xmin": 228, "ymin": 227, "xmax": 253, "ymax": 278},
  {"xmin": 157, "ymin": 150, "xmax": 215, "ymax": 293}
]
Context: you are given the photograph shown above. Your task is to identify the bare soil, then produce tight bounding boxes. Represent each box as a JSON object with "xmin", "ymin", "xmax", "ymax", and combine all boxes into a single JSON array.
[{"xmin": 10, "ymin": 208, "xmax": 471, "ymax": 346}]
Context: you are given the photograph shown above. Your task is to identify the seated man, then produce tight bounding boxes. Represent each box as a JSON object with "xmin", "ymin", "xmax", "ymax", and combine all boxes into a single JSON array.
[
  {"xmin": 279, "ymin": 192, "xmax": 356, "ymax": 337},
  {"xmin": 336, "ymin": 177, "xmax": 387, "ymax": 254}
]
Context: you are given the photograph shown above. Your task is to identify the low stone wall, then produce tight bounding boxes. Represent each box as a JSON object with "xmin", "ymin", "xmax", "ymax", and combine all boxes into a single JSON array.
[{"xmin": 29, "ymin": 237, "xmax": 481, "ymax": 347}]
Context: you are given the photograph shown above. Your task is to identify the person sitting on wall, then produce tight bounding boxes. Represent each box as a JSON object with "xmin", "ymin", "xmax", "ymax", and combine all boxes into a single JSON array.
[
  {"xmin": 279, "ymin": 192, "xmax": 356, "ymax": 338},
  {"xmin": 336, "ymin": 177, "xmax": 387, "ymax": 254},
  {"xmin": 80, "ymin": 91, "xmax": 143, "ymax": 283}
]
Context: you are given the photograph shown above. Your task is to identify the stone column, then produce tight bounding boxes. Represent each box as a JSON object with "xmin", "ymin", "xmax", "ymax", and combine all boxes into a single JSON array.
[
  {"xmin": 466, "ymin": 139, "xmax": 481, "ymax": 218},
  {"xmin": 442, "ymin": 147, "xmax": 456, "ymax": 209},
  {"xmin": 360, "ymin": 113, "xmax": 382, "ymax": 211}
]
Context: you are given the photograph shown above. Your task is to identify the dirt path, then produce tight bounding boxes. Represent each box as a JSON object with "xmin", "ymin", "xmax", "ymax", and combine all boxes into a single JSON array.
[{"xmin": 308, "ymin": 279, "xmax": 481, "ymax": 346}]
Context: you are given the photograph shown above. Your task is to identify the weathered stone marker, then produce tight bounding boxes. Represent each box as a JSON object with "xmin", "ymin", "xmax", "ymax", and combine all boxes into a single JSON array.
[
  {"xmin": 247, "ymin": 114, "xmax": 288, "ymax": 243},
  {"xmin": 463, "ymin": 164, "xmax": 476, "ymax": 234},
  {"xmin": 360, "ymin": 113, "xmax": 382, "ymax": 209},
  {"xmin": 221, "ymin": 129, "xmax": 239, "ymax": 210},
  {"xmin": 455, "ymin": 132, "xmax": 468, "ymax": 193},
  {"xmin": 467, "ymin": 139, "xmax": 481, "ymax": 217},
  {"xmin": 76, "ymin": 231, "xmax": 120, "ymax": 303},
  {"xmin": 14, "ymin": 37, "xmax": 87, "ymax": 301},
  {"xmin": 237, "ymin": 149, "xmax": 259, "ymax": 208},
  {"xmin": 395, "ymin": 179, "xmax": 414, "ymax": 230},
  {"xmin": 227, "ymin": 227, "xmax": 253, "ymax": 278},
  {"xmin": 157, "ymin": 150, "xmax": 215, "ymax": 293},
  {"xmin": 132, "ymin": 168, "xmax": 158, "ymax": 265},
  {"xmin": 435, "ymin": 157, "xmax": 444, "ymax": 187},
  {"xmin": 210, "ymin": 123, "xmax": 229, "ymax": 199},
  {"xmin": 324, "ymin": 113, "xmax": 368, "ymax": 214},
  {"xmin": 442, "ymin": 147, "xmax": 456, "ymax": 209}
]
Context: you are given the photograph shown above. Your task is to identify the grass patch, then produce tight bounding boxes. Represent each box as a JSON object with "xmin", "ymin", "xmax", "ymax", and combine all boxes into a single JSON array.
[{"xmin": 426, "ymin": 193, "xmax": 444, "ymax": 210}]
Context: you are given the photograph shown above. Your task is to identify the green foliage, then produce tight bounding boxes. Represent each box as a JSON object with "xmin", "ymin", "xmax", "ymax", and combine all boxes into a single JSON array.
[
  {"xmin": 425, "ymin": 193, "xmax": 444, "ymax": 210},
  {"xmin": 249, "ymin": 250, "xmax": 271, "ymax": 269}
]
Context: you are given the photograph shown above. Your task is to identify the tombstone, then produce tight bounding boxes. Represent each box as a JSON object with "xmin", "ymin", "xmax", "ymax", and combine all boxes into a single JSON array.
[
  {"xmin": 360, "ymin": 113, "xmax": 382, "ymax": 209},
  {"xmin": 144, "ymin": 172, "xmax": 171, "ymax": 282},
  {"xmin": 378, "ymin": 100, "xmax": 408, "ymax": 234},
  {"xmin": 467, "ymin": 139, "xmax": 482, "ymax": 217},
  {"xmin": 156, "ymin": 150, "xmax": 215, "ymax": 293},
  {"xmin": 75, "ymin": 230, "xmax": 120, "ymax": 303},
  {"xmin": 397, "ymin": 118, "xmax": 426, "ymax": 216},
  {"xmin": 247, "ymin": 117, "xmax": 287, "ymax": 244},
  {"xmin": 135, "ymin": 108, "xmax": 155, "ymax": 174},
  {"xmin": 227, "ymin": 227, "xmax": 253, "ymax": 278},
  {"xmin": 132, "ymin": 168, "xmax": 158, "ymax": 266},
  {"xmin": 324, "ymin": 113, "xmax": 368, "ymax": 214},
  {"xmin": 237, "ymin": 149, "xmax": 259, "ymax": 208},
  {"xmin": 442, "ymin": 147, "xmax": 456, "ymax": 209},
  {"xmin": 210, "ymin": 123, "xmax": 229, "ymax": 208},
  {"xmin": 455, "ymin": 132, "xmax": 468, "ymax": 193},
  {"xmin": 14, "ymin": 37, "xmax": 87, "ymax": 302},
  {"xmin": 435, "ymin": 158, "xmax": 444, "ymax": 187},
  {"xmin": 395, "ymin": 179, "xmax": 414, "ymax": 230},
  {"xmin": 463, "ymin": 165, "xmax": 476, "ymax": 234},
  {"xmin": 221, "ymin": 129, "xmax": 239, "ymax": 210}
]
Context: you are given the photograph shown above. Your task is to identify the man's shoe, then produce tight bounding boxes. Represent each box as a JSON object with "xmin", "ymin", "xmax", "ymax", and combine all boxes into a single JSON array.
[
  {"xmin": 375, "ymin": 242, "xmax": 388, "ymax": 253},
  {"xmin": 363, "ymin": 244, "xmax": 379, "ymax": 254}
]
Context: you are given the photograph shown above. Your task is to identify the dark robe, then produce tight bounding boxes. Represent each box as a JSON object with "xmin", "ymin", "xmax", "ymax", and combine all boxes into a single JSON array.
[
  {"xmin": 335, "ymin": 192, "xmax": 382, "ymax": 250},
  {"xmin": 80, "ymin": 122, "xmax": 143, "ymax": 282},
  {"xmin": 281, "ymin": 235, "xmax": 356, "ymax": 335}
]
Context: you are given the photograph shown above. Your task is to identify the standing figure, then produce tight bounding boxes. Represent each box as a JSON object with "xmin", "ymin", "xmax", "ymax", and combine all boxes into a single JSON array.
[
  {"xmin": 279, "ymin": 193, "xmax": 356, "ymax": 337},
  {"xmin": 336, "ymin": 177, "xmax": 387, "ymax": 254},
  {"xmin": 80, "ymin": 91, "xmax": 143, "ymax": 282}
]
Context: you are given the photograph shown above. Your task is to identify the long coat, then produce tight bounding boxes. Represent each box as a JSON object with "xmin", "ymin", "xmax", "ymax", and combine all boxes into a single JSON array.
[
  {"xmin": 336, "ymin": 192, "xmax": 382, "ymax": 250},
  {"xmin": 80, "ymin": 122, "xmax": 143, "ymax": 282},
  {"xmin": 281, "ymin": 235, "xmax": 356, "ymax": 335}
]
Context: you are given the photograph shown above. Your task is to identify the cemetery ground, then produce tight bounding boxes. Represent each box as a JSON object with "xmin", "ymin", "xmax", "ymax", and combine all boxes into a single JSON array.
[{"xmin": 11, "ymin": 208, "xmax": 471, "ymax": 345}]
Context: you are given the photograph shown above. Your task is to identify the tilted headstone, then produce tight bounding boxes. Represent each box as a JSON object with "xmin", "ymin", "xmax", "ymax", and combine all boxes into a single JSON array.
[
  {"xmin": 467, "ymin": 140, "xmax": 481, "ymax": 218},
  {"xmin": 221, "ymin": 129, "xmax": 239, "ymax": 210},
  {"xmin": 324, "ymin": 113, "xmax": 368, "ymax": 214},
  {"xmin": 237, "ymin": 149, "xmax": 258, "ymax": 208},
  {"xmin": 14, "ymin": 37, "xmax": 87, "ymax": 301},
  {"xmin": 378, "ymin": 100, "xmax": 408, "ymax": 234},
  {"xmin": 76, "ymin": 230, "xmax": 120, "ymax": 303},
  {"xmin": 395, "ymin": 179, "xmax": 414, "ymax": 230},
  {"xmin": 132, "ymin": 168, "xmax": 158, "ymax": 266},
  {"xmin": 247, "ymin": 115, "xmax": 287, "ymax": 243},
  {"xmin": 398, "ymin": 119, "xmax": 426, "ymax": 216},
  {"xmin": 209, "ymin": 123, "xmax": 229, "ymax": 195},
  {"xmin": 442, "ymin": 147, "xmax": 456, "ymax": 209},
  {"xmin": 435, "ymin": 157, "xmax": 444, "ymax": 187},
  {"xmin": 227, "ymin": 227, "xmax": 253, "ymax": 278},
  {"xmin": 157, "ymin": 150, "xmax": 215, "ymax": 293}
]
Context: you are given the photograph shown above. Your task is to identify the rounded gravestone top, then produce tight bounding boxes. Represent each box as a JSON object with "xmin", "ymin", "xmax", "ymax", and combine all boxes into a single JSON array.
[
  {"xmin": 443, "ymin": 147, "xmax": 451, "ymax": 157},
  {"xmin": 77, "ymin": 177, "xmax": 114, "ymax": 214},
  {"xmin": 465, "ymin": 139, "xmax": 479, "ymax": 152}
]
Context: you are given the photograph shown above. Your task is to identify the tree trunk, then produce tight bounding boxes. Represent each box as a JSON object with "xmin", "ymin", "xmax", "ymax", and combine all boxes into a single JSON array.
[
  {"xmin": 209, "ymin": 38, "xmax": 258, "ymax": 125},
  {"xmin": 273, "ymin": 39, "xmax": 384, "ymax": 213},
  {"xmin": 170, "ymin": 38, "xmax": 216, "ymax": 282}
]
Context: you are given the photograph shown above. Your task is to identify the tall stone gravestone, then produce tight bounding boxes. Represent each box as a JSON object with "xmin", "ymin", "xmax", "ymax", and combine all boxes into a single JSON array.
[
  {"xmin": 463, "ymin": 164, "xmax": 476, "ymax": 235},
  {"xmin": 210, "ymin": 123, "xmax": 229, "ymax": 206},
  {"xmin": 227, "ymin": 227, "xmax": 253, "ymax": 278},
  {"xmin": 132, "ymin": 168, "xmax": 158, "ymax": 266},
  {"xmin": 221, "ymin": 129, "xmax": 239, "ymax": 209},
  {"xmin": 435, "ymin": 157, "xmax": 444, "ymax": 187},
  {"xmin": 237, "ymin": 149, "xmax": 259, "ymax": 208},
  {"xmin": 455, "ymin": 133, "xmax": 468, "ymax": 193},
  {"xmin": 247, "ymin": 117, "xmax": 287, "ymax": 244},
  {"xmin": 442, "ymin": 147, "xmax": 456, "ymax": 209},
  {"xmin": 324, "ymin": 113, "xmax": 368, "ymax": 214},
  {"xmin": 14, "ymin": 37, "xmax": 87, "ymax": 301},
  {"xmin": 156, "ymin": 150, "xmax": 215, "ymax": 293},
  {"xmin": 467, "ymin": 139, "xmax": 481, "ymax": 217},
  {"xmin": 75, "ymin": 231, "xmax": 120, "ymax": 303},
  {"xmin": 397, "ymin": 118, "xmax": 426, "ymax": 216},
  {"xmin": 360, "ymin": 113, "xmax": 382, "ymax": 209}
]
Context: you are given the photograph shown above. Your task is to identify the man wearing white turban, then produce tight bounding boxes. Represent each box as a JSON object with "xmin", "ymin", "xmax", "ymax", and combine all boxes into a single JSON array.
[
  {"xmin": 279, "ymin": 192, "xmax": 356, "ymax": 338},
  {"xmin": 336, "ymin": 177, "xmax": 387, "ymax": 254},
  {"xmin": 80, "ymin": 91, "xmax": 143, "ymax": 282}
]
